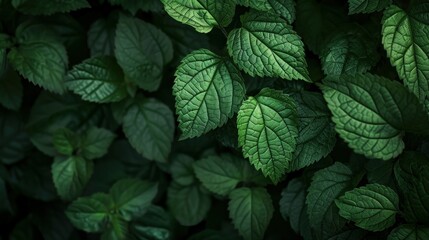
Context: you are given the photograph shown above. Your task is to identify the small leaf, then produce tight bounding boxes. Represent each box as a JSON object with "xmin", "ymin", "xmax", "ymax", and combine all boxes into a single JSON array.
[
  {"xmin": 348, "ymin": 0, "xmax": 392, "ymax": 14},
  {"xmin": 228, "ymin": 187, "xmax": 273, "ymax": 240},
  {"xmin": 52, "ymin": 128, "xmax": 78, "ymax": 156},
  {"xmin": 388, "ymin": 225, "xmax": 429, "ymax": 240},
  {"xmin": 123, "ymin": 96, "xmax": 175, "ymax": 162},
  {"xmin": 320, "ymin": 73, "xmax": 429, "ymax": 160},
  {"xmin": 160, "ymin": 0, "xmax": 235, "ymax": 33},
  {"xmin": 52, "ymin": 156, "xmax": 94, "ymax": 201},
  {"xmin": 109, "ymin": 178, "xmax": 158, "ymax": 221},
  {"xmin": 167, "ymin": 182, "xmax": 211, "ymax": 226},
  {"xmin": 80, "ymin": 127, "xmax": 116, "ymax": 160},
  {"xmin": 227, "ymin": 11, "xmax": 309, "ymax": 81},
  {"xmin": 336, "ymin": 183, "xmax": 399, "ymax": 231},
  {"xmin": 66, "ymin": 193, "xmax": 114, "ymax": 232},
  {"xmin": 173, "ymin": 49, "xmax": 245, "ymax": 139},
  {"xmin": 66, "ymin": 56, "xmax": 128, "ymax": 103},
  {"xmin": 115, "ymin": 15, "xmax": 173, "ymax": 92},
  {"xmin": 237, "ymin": 88, "xmax": 298, "ymax": 183}
]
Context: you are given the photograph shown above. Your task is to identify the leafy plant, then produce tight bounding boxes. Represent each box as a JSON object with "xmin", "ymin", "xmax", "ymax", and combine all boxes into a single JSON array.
[{"xmin": 1, "ymin": 0, "xmax": 429, "ymax": 239}]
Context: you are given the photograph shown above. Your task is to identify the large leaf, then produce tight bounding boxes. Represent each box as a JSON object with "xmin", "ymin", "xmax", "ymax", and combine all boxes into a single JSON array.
[
  {"xmin": 115, "ymin": 16, "xmax": 173, "ymax": 92},
  {"xmin": 12, "ymin": 0, "xmax": 89, "ymax": 15},
  {"xmin": 8, "ymin": 24, "xmax": 68, "ymax": 94},
  {"xmin": 237, "ymin": 88, "xmax": 298, "ymax": 183},
  {"xmin": 320, "ymin": 73, "xmax": 429, "ymax": 160},
  {"xmin": 382, "ymin": 4, "xmax": 429, "ymax": 106},
  {"xmin": 66, "ymin": 56, "xmax": 128, "ymax": 103},
  {"xmin": 66, "ymin": 193, "xmax": 114, "ymax": 232},
  {"xmin": 160, "ymin": 0, "xmax": 235, "ymax": 33},
  {"xmin": 109, "ymin": 178, "xmax": 158, "ymax": 221},
  {"xmin": 306, "ymin": 162, "xmax": 357, "ymax": 237},
  {"xmin": 123, "ymin": 96, "xmax": 175, "ymax": 162},
  {"xmin": 289, "ymin": 91, "xmax": 336, "ymax": 171},
  {"xmin": 336, "ymin": 183, "xmax": 399, "ymax": 231},
  {"xmin": 228, "ymin": 187, "xmax": 273, "ymax": 240},
  {"xmin": 388, "ymin": 225, "xmax": 429, "ymax": 240},
  {"xmin": 348, "ymin": 0, "xmax": 391, "ymax": 14},
  {"xmin": 52, "ymin": 156, "xmax": 94, "ymax": 201},
  {"xmin": 227, "ymin": 11, "xmax": 309, "ymax": 81},
  {"xmin": 167, "ymin": 182, "xmax": 211, "ymax": 226},
  {"xmin": 173, "ymin": 49, "xmax": 245, "ymax": 139}
]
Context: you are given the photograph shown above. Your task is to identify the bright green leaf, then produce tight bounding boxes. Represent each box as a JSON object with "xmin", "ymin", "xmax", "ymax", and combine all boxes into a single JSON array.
[
  {"xmin": 320, "ymin": 73, "xmax": 429, "ymax": 160},
  {"xmin": 173, "ymin": 49, "xmax": 245, "ymax": 139},
  {"xmin": 115, "ymin": 16, "xmax": 173, "ymax": 92},
  {"xmin": 52, "ymin": 156, "xmax": 94, "ymax": 201},
  {"xmin": 348, "ymin": 0, "xmax": 391, "ymax": 14},
  {"xmin": 228, "ymin": 187, "xmax": 273, "ymax": 240},
  {"xmin": 160, "ymin": 0, "xmax": 235, "ymax": 33},
  {"xmin": 237, "ymin": 88, "xmax": 298, "ymax": 183},
  {"xmin": 66, "ymin": 56, "xmax": 128, "ymax": 103},
  {"xmin": 336, "ymin": 183, "xmax": 399, "ymax": 231},
  {"xmin": 123, "ymin": 96, "xmax": 175, "ymax": 162},
  {"xmin": 227, "ymin": 11, "xmax": 309, "ymax": 81}
]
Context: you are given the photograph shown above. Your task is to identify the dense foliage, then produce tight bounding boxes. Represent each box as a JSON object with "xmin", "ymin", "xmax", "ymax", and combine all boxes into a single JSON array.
[{"xmin": 0, "ymin": 0, "xmax": 429, "ymax": 239}]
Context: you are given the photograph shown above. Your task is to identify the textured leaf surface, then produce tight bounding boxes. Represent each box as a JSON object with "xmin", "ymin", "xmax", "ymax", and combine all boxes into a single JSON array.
[
  {"xmin": 321, "ymin": 73, "xmax": 429, "ymax": 160},
  {"xmin": 66, "ymin": 56, "xmax": 127, "ymax": 103},
  {"xmin": 227, "ymin": 11, "xmax": 309, "ymax": 81},
  {"xmin": 289, "ymin": 91, "xmax": 336, "ymax": 171},
  {"xmin": 66, "ymin": 193, "xmax": 114, "ymax": 232},
  {"xmin": 382, "ymin": 5, "xmax": 429, "ymax": 105},
  {"xmin": 348, "ymin": 0, "xmax": 391, "ymax": 14},
  {"xmin": 388, "ymin": 225, "xmax": 429, "ymax": 240},
  {"xmin": 336, "ymin": 183, "xmax": 399, "ymax": 231},
  {"xmin": 52, "ymin": 156, "xmax": 94, "ymax": 201},
  {"xmin": 167, "ymin": 182, "xmax": 211, "ymax": 226},
  {"xmin": 109, "ymin": 179, "xmax": 158, "ymax": 221},
  {"xmin": 160, "ymin": 0, "xmax": 235, "ymax": 33},
  {"xmin": 228, "ymin": 187, "xmax": 273, "ymax": 240},
  {"xmin": 174, "ymin": 49, "xmax": 245, "ymax": 139},
  {"xmin": 12, "ymin": 0, "xmax": 89, "ymax": 15},
  {"xmin": 236, "ymin": 0, "xmax": 272, "ymax": 11},
  {"xmin": 267, "ymin": 0, "xmax": 296, "ymax": 24},
  {"xmin": 115, "ymin": 16, "xmax": 173, "ymax": 91},
  {"xmin": 123, "ymin": 96, "xmax": 175, "ymax": 162},
  {"xmin": 237, "ymin": 88, "xmax": 298, "ymax": 183},
  {"xmin": 306, "ymin": 163, "xmax": 355, "ymax": 236}
]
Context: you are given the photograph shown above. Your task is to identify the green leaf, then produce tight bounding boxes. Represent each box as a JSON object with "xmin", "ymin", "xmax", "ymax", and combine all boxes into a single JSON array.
[
  {"xmin": 167, "ymin": 182, "xmax": 211, "ymax": 226},
  {"xmin": 236, "ymin": 0, "xmax": 272, "ymax": 11},
  {"xmin": 0, "ymin": 111, "xmax": 32, "ymax": 164},
  {"xmin": 160, "ymin": 0, "xmax": 235, "ymax": 33},
  {"xmin": 0, "ymin": 58, "xmax": 23, "ymax": 111},
  {"xmin": 193, "ymin": 154, "xmax": 243, "ymax": 196},
  {"xmin": 87, "ymin": 14, "xmax": 117, "ymax": 57},
  {"xmin": 80, "ymin": 127, "xmax": 116, "ymax": 160},
  {"xmin": 388, "ymin": 225, "xmax": 429, "ymax": 240},
  {"xmin": 12, "ymin": 0, "xmax": 90, "ymax": 15},
  {"xmin": 394, "ymin": 152, "xmax": 429, "ymax": 224},
  {"xmin": 320, "ymin": 73, "xmax": 429, "ymax": 160},
  {"xmin": 227, "ymin": 11, "xmax": 309, "ymax": 81},
  {"xmin": 336, "ymin": 183, "xmax": 399, "ymax": 231},
  {"xmin": 114, "ymin": 15, "xmax": 173, "ymax": 92},
  {"xmin": 109, "ymin": 178, "xmax": 158, "ymax": 221},
  {"xmin": 267, "ymin": 0, "xmax": 296, "ymax": 24},
  {"xmin": 52, "ymin": 156, "xmax": 94, "ymax": 201},
  {"xmin": 170, "ymin": 154, "xmax": 196, "ymax": 186},
  {"xmin": 306, "ymin": 162, "xmax": 356, "ymax": 237},
  {"xmin": 348, "ymin": 0, "xmax": 391, "ymax": 14},
  {"xmin": 173, "ymin": 49, "xmax": 245, "ymax": 139},
  {"xmin": 52, "ymin": 128, "xmax": 78, "ymax": 156},
  {"xmin": 289, "ymin": 91, "xmax": 336, "ymax": 171},
  {"xmin": 382, "ymin": 4, "xmax": 429, "ymax": 105},
  {"xmin": 123, "ymin": 96, "xmax": 175, "ymax": 162},
  {"xmin": 66, "ymin": 193, "xmax": 114, "ymax": 232},
  {"xmin": 321, "ymin": 31, "xmax": 378, "ymax": 75},
  {"xmin": 228, "ymin": 187, "xmax": 273, "ymax": 240},
  {"xmin": 8, "ymin": 24, "xmax": 68, "ymax": 94},
  {"xmin": 237, "ymin": 88, "xmax": 298, "ymax": 183},
  {"xmin": 279, "ymin": 178, "xmax": 312, "ymax": 239},
  {"xmin": 101, "ymin": 216, "xmax": 129, "ymax": 240},
  {"xmin": 66, "ymin": 56, "xmax": 128, "ymax": 103},
  {"xmin": 131, "ymin": 226, "xmax": 169, "ymax": 240}
]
